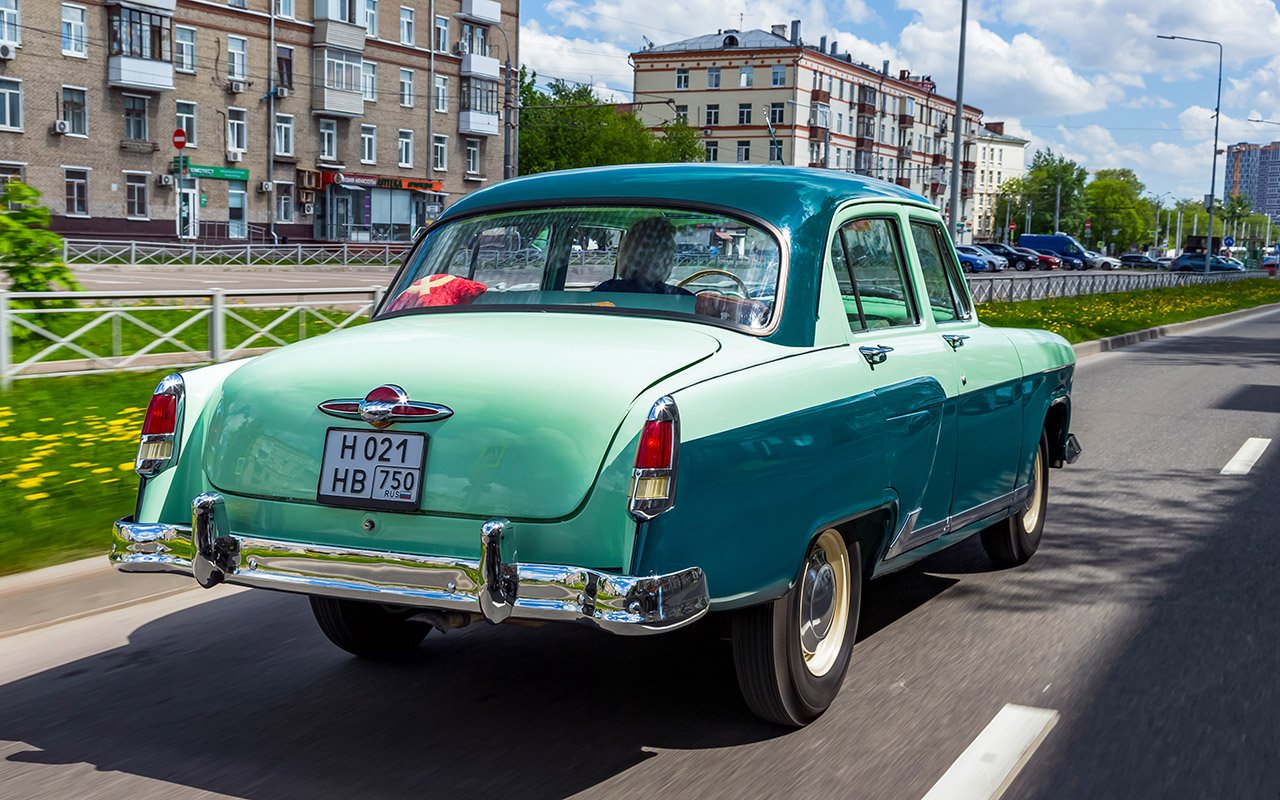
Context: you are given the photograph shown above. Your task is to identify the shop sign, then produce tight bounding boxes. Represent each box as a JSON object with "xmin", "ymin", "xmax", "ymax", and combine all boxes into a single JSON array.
[
  {"xmin": 187, "ymin": 164, "xmax": 251, "ymax": 181},
  {"xmin": 333, "ymin": 172, "xmax": 442, "ymax": 192}
]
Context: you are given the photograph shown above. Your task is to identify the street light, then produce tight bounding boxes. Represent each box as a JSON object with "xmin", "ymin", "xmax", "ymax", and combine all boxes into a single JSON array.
[
  {"xmin": 1148, "ymin": 190, "xmax": 1172, "ymax": 254},
  {"xmin": 948, "ymin": 0, "xmax": 970, "ymax": 240},
  {"xmin": 1158, "ymin": 34, "xmax": 1222, "ymax": 269},
  {"xmin": 456, "ymin": 13, "xmax": 517, "ymax": 180}
]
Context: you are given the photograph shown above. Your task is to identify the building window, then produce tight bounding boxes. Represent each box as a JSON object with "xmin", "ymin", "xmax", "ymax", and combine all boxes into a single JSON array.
[
  {"xmin": 275, "ymin": 113, "xmax": 293, "ymax": 155},
  {"xmin": 109, "ymin": 7, "xmax": 171, "ymax": 61},
  {"xmin": 322, "ymin": 48, "xmax": 362, "ymax": 92},
  {"xmin": 229, "ymin": 0, "xmax": 246, "ymax": 8},
  {"xmin": 227, "ymin": 36, "xmax": 247, "ymax": 81},
  {"xmin": 705, "ymin": 104, "xmax": 719, "ymax": 126},
  {"xmin": 736, "ymin": 140, "xmax": 750, "ymax": 162},
  {"xmin": 675, "ymin": 69, "xmax": 689, "ymax": 90},
  {"xmin": 434, "ymin": 15, "xmax": 448, "ymax": 51},
  {"xmin": 62, "ymin": 5, "xmax": 87, "ymax": 56},
  {"xmin": 432, "ymin": 134, "xmax": 447, "ymax": 171},
  {"xmin": 61, "ymin": 87, "xmax": 87, "ymax": 136},
  {"xmin": 398, "ymin": 129, "xmax": 413, "ymax": 167},
  {"xmin": 771, "ymin": 64, "xmax": 784, "ymax": 87},
  {"xmin": 674, "ymin": 105, "xmax": 687, "ymax": 123},
  {"xmin": 739, "ymin": 66, "xmax": 753, "ymax": 88},
  {"xmin": 434, "ymin": 75, "xmax": 448, "ymax": 112},
  {"xmin": 275, "ymin": 0, "xmax": 294, "ymax": 18},
  {"xmin": 364, "ymin": 0, "xmax": 377, "ymax": 36},
  {"xmin": 768, "ymin": 102, "xmax": 783, "ymax": 125},
  {"xmin": 319, "ymin": 118, "xmax": 337, "ymax": 159},
  {"xmin": 360, "ymin": 124, "xmax": 376, "ymax": 163},
  {"xmin": 399, "ymin": 6, "xmax": 414, "ymax": 45},
  {"xmin": 0, "ymin": 0, "xmax": 17, "ymax": 43},
  {"xmin": 125, "ymin": 173, "xmax": 148, "ymax": 218},
  {"xmin": 737, "ymin": 103, "xmax": 751, "ymax": 125},
  {"xmin": 461, "ymin": 23, "xmax": 487, "ymax": 55},
  {"xmin": 707, "ymin": 66, "xmax": 720, "ymax": 88},
  {"xmin": 175, "ymin": 100, "xmax": 196, "ymax": 146},
  {"xmin": 65, "ymin": 169, "xmax": 88, "ymax": 215},
  {"xmin": 768, "ymin": 139, "xmax": 783, "ymax": 163},
  {"xmin": 399, "ymin": 68, "xmax": 414, "ymax": 106},
  {"xmin": 465, "ymin": 138, "xmax": 480, "ymax": 173},
  {"xmin": 705, "ymin": 140, "xmax": 718, "ymax": 162},
  {"xmin": 123, "ymin": 95, "xmax": 148, "ymax": 141},
  {"xmin": 461, "ymin": 78, "xmax": 498, "ymax": 113},
  {"xmin": 175, "ymin": 26, "xmax": 196, "ymax": 72},
  {"xmin": 362, "ymin": 61, "xmax": 377, "ymax": 101},
  {"xmin": 227, "ymin": 107, "xmax": 246, "ymax": 151},
  {"xmin": 276, "ymin": 183, "xmax": 294, "ymax": 222},
  {"xmin": 276, "ymin": 45, "xmax": 294, "ymax": 89}
]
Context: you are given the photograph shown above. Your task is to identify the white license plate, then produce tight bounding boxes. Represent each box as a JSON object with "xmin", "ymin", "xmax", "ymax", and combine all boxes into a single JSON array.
[{"xmin": 317, "ymin": 428, "xmax": 427, "ymax": 511}]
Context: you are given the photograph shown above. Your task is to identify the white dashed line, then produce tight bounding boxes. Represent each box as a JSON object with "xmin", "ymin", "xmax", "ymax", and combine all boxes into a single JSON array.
[
  {"xmin": 921, "ymin": 704, "xmax": 1059, "ymax": 800},
  {"xmin": 1221, "ymin": 437, "xmax": 1271, "ymax": 476}
]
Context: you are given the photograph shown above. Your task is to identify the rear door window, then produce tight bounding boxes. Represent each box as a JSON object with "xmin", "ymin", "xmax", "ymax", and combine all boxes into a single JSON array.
[{"xmin": 830, "ymin": 217, "xmax": 918, "ymax": 331}]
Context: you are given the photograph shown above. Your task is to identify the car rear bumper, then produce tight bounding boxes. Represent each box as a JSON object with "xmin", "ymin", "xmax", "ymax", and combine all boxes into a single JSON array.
[{"xmin": 110, "ymin": 493, "xmax": 709, "ymax": 636}]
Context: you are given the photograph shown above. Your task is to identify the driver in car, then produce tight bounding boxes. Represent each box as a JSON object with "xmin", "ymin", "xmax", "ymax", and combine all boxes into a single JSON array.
[{"xmin": 594, "ymin": 216, "xmax": 693, "ymax": 296}]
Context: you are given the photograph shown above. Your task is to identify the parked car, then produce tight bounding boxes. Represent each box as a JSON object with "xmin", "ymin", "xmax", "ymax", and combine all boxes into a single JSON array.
[
  {"xmin": 978, "ymin": 242, "xmax": 1038, "ymax": 271},
  {"xmin": 1085, "ymin": 250, "xmax": 1121, "ymax": 270},
  {"xmin": 1119, "ymin": 254, "xmax": 1163, "ymax": 269},
  {"xmin": 1262, "ymin": 254, "xmax": 1278, "ymax": 276},
  {"xmin": 957, "ymin": 245, "xmax": 1004, "ymax": 271},
  {"xmin": 1018, "ymin": 234, "xmax": 1094, "ymax": 270},
  {"xmin": 1015, "ymin": 246, "xmax": 1060, "ymax": 270},
  {"xmin": 957, "ymin": 251, "xmax": 990, "ymax": 273},
  {"xmin": 1157, "ymin": 256, "xmax": 1173, "ymax": 268},
  {"xmin": 1169, "ymin": 254, "xmax": 1241, "ymax": 272},
  {"xmin": 110, "ymin": 165, "xmax": 1081, "ymax": 728}
]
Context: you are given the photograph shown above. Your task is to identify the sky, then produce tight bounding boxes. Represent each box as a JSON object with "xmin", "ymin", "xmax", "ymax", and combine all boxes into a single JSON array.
[{"xmin": 517, "ymin": 0, "xmax": 1280, "ymax": 201}]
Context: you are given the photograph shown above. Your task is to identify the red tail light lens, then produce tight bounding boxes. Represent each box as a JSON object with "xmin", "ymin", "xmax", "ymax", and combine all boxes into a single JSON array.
[
  {"xmin": 635, "ymin": 419, "xmax": 674, "ymax": 470},
  {"xmin": 141, "ymin": 394, "xmax": 177, "ymax": 436}
]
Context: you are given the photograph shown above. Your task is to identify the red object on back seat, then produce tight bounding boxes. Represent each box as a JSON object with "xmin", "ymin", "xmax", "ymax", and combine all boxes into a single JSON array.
[{"xmin": 386, "ymin": 274, "xmax": 487, "ymax": 311}]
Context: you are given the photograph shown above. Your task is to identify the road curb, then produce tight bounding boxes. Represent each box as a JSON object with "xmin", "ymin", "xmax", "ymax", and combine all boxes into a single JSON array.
[{"xmin": 1073, "ymin": 302, "xmax": 1280, "ymax": 359}]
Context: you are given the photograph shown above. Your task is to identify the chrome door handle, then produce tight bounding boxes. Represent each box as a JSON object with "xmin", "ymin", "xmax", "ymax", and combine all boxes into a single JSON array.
[
  {"xmin": 942, "ymin": 334, "xmax": 970, "ymax": 349},
  {"xmin": 859, "ymin": 344, "xmax": 894, "ymax": 368}
]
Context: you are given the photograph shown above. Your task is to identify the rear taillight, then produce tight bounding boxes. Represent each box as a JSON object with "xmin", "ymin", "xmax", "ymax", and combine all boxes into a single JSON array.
[
  {"xmin": 136, "ymin": 373, "xmax": 185, "ymax": 478},
  {"xmin": 629, "ymin": 396, "xmax": 679, "ymax": 521}
]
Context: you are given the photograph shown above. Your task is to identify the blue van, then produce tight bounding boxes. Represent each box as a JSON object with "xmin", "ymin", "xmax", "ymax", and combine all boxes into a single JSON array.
[{"xmin": 1017, "ymin": 234, "xmax": 1093, "ymax": 270}]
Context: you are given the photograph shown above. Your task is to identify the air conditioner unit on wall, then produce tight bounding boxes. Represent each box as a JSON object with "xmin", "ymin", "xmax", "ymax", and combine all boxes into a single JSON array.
[
  {"xmin": 227, "ymin": 80, "xmax": 246, "ymax": 94},
  {"xmin": 302, "ymin": 202, "xmax": 315, "ymax": 215},
  {"xmin": 0, "ymin": 43, "xmax": 14, "ymax": 61},
  {"xmin": 226, "ymin": 149, "xmax": 244, "ymax": 163},
  {"xmin": 299, "ymin": 189, "xmax": 316, "ymax": 203},
  {"xmin": 258, "ymin": 180, "xmax": 272, "ymax": 193},
  {"xmin": 276, "ymin": 87, "xmax": 289, "ymax": 99},
  {"xmin": 156, "ymin": 173, "xmax": 175, "ymax": 187},
  {"xmin": 50, "ymin": 120, "xmax": 69, "ymax": 135}
]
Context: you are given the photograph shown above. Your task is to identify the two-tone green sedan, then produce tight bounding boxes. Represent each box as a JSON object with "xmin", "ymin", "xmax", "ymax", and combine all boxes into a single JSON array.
[{"xmin": 113, "ymin": 165, "xmax": 1080, "ymax": 726}]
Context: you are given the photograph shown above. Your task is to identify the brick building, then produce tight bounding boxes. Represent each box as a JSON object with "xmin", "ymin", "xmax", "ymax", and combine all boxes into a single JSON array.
[
  {"xmin": 0, "ymin": 0, "xmax": 517, "ymax": 242},
  {"xmin": 631, "ymin": 22, "xmax": 991, "ymax": 239}
]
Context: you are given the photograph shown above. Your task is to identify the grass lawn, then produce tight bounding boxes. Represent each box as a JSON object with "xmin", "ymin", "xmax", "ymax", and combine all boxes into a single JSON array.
[
  {"xmin": 978, "ymin": 278, "xmax": 1280, "ymax": 343},
  {"xmin": 0, "ymin": 371, "xmax": 166, "ymax": 576}
]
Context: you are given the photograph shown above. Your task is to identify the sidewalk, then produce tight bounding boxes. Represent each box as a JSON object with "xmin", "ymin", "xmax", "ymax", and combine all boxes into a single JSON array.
[{"xmin": 0, "ymin": 557, "xmax": 194, "ymax": 638}]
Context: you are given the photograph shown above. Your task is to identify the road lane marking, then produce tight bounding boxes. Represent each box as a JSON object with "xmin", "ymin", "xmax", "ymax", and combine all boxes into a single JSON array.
[
  {"xmin": 1221, "ymin": 437, "xmax": 1271, "ymax": 475},
  {"xmin": 921, "ymin": 704, "xmax": 1059, "ymax": 800}
]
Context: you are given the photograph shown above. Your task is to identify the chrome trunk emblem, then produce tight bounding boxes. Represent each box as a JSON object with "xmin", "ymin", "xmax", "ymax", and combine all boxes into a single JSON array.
[{"xmin": 319, "ymin": 384, "xmax": 453, "ymax": 429}]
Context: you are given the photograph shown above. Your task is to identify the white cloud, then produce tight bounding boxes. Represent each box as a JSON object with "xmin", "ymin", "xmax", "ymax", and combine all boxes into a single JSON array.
[{"xmin": 520, "ymin": 20, "xmax": 636, "ymax": 100}]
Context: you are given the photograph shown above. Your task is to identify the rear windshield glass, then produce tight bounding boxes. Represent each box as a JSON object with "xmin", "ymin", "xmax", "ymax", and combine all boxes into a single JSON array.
[{"xmin": 380, "ymin": 206, "xmax": 784, "ymax": 332}]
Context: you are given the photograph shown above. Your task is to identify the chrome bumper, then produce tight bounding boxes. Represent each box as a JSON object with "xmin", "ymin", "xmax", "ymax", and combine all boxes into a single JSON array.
[{"xmin": 110, "ymin": 493, "xmax": 709, "ymax": 635}]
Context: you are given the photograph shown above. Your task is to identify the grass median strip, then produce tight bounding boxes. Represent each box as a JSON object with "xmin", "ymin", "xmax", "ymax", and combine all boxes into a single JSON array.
[{"xmin": 978, "ymin": 278, "xmax": 1280, "ymax": 343}]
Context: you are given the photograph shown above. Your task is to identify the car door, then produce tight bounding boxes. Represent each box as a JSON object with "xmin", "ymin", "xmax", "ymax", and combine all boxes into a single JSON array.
[
  {"xmin": 908, "ymin": 219, "xmax": 1025, "ymax": 521},
  {"xmin": 829, "ymin": 208, "xmax": 958, "ymax": 549}
]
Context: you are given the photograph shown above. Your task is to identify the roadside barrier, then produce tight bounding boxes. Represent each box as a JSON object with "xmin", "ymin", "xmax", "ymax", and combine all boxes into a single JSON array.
[{"xmin": 968, "ymin": 269, "xmax": 1267, "ymax": 303}]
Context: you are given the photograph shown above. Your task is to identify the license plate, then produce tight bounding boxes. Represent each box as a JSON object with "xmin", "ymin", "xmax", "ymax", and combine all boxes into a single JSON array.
[{"xmin": 317, "ymin": 428, "xmax": 427, "ymax": 511}]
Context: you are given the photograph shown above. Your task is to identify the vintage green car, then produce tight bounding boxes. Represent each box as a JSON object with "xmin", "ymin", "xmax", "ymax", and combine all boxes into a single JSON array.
[{"xmin": 112, "ymin": 165, "xmax": 1080, "ymax": 726}]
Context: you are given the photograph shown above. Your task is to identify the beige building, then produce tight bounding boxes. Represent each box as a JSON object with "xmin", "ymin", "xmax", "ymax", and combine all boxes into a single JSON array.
[
  {"xmin": 971, "ymin": 122, "xmax": 1028, "ymax": 242},
  {"xmin": 0, "ymin": 0, "xmax": 517, "ymax": 242},
  {"xmin": 632, "ymin": 22, "xmax": 992, "ymax": 238}
]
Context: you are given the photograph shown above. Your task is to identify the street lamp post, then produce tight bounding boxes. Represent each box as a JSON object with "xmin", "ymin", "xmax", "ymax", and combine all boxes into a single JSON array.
[
  {"xmin": 458, "ymin": 14, "xmax": 517, "ymax": 180},
  {"xmin": 1158, "ymin": 35, "xmax": 1222, "ymax": 269},
  {"xmin": 948, "ymin": 0, "xmax": 970, "ymax": 239}
]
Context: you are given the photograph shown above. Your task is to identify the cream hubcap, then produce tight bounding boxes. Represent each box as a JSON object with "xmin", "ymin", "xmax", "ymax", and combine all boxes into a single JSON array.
[
  {"xmin": 1022, "ymin": 448, "xmax": 1044, "ymax": 531},
  {"xmin": 798, "ymin": 530, "xmax": 851, "ymax": 677}
]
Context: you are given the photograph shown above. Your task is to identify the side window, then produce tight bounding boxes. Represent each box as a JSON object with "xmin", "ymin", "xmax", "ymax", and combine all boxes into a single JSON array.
[
  {"xmin": 910, "ymin": 220, "xmax": 971, "ymax": 322},
  {"xmin": 830, "ymin": 217, "xmax": 917, "ymax": 331}
]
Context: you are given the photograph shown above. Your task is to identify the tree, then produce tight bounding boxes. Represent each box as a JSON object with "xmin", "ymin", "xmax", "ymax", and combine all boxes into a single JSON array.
[
  {"xmin": 1084, "ymin": 175, "xmax": 1146, "ymax": 252},
  {"xmin": 0, "ymin": 181, "xmax": 77, "ymax": 296},
  {"xmin": 1023, "ymin": 148, "xmax": 1089, "ymax": 237},
  {"xmin": 517, "ymin": 70, "xmax": 702, "ymax": 175}
]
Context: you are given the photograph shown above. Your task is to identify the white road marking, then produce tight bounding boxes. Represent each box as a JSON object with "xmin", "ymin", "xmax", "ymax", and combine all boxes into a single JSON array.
[
  {"xmin": 1221, "ymin": 437, "xmax": 1271, "ymax": 475},
  {"xmin": 921, "ymin": 704, "xmax": 1059, "ymax": 800}
]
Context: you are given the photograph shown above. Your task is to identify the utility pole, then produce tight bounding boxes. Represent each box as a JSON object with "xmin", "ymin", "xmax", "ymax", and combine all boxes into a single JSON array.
[
  {"xmin": 1176, "ymin": 209, "xmax": 1183, "ymax": 254},
  {"xmin": 1025, "ymin": 200, "xmax": 1032, "ymax": 236},
  {"xmin": 947, "ymin": 0, "xmax": 969, "ymax": 239},
  {"xmin": 1003, "ymin": 201, "xmax": 1011, "ymax": 244},
  {"xmin": 1053, "ymin": 179, "xmax": 1061, "ymax": 232},
  {"xmin": 1159, "ymin": 35, "xmax": 1222, "ymax": 268}
]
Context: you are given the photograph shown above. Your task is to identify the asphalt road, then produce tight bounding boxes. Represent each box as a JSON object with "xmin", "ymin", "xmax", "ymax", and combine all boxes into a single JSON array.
[{"xmin": 3, "ymin": 309, "xmax": 1280, "ymax": 798}]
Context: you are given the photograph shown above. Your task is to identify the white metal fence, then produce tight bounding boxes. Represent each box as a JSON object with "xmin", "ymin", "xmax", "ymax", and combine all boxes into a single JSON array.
[
  {"xmin": 63, "ymin": 238, "xmax": 411, "ymax": 268},
  {"xmin": 0, "ymin": 287, "xmax": 383, "ymax": 384},
  {"xmin": 968, "ymin": 269, "xmax": 1268, "ymax": 303}
]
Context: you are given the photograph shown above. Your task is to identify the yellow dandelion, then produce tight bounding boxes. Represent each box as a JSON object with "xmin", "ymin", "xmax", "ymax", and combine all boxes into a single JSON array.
[
  {"xmin": 70, "ymin": 461, "xmax": 93, "ymax": 468},
  {"xmin": 15, "ymin": 463, "xmax": 38, "ymax": 472},
  {"xmin": 37, "ymin": 417, "xmax": 53, "ymax": 422},
  {"xmin": 36, "ymin": 471, "xmax": 60, "ymax": 478},
  {"xmin": 0, "ymin": 473, "xmax": 16, "ymax": 480},
  {"xmin": 64, "ymin": 478, "xmax": 84, "ymax": 485},
  {"xmin": 24, "ymin": 492, "xmax": 50, "ymax": 501},
  {"xmin": 117, "ymin": 462, "xmax": 134, "ymax": 471},
  {"xmin": 100, "ymin": 478, "xmax": 120, "ymax": 484},
  {"xmin": 91, "ymin": 467, "xmax": 113, "ymax": 474},
  {"xmin": 16, "ymin": 477, "xmax": 42, "ymax": 489}
]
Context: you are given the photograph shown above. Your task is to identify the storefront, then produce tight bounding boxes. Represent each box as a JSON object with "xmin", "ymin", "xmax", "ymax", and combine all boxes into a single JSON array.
[
  {"xmin": 316, "ymin": 172, "xmax": 444, "ymax": 242},
  {"xmin": 174, "ymin": 161, "xmax": 252, "ymax": 240}
]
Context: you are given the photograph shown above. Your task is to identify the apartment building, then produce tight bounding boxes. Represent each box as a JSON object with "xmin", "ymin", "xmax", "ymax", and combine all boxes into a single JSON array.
[
  {"xmin": 0, "ymin": 0, "xmax": 517, "ymax": 242},
  {"xmin": 1226, "ymin": 142, "xmax": 1280, "ymax": 225},
  {"xmin": 971, "ymin": 121, "xmax": 1028, "ymax": 242},
  {"xmin": 631, "ymin": 22, "xmax": 985, "ymax": 237}
]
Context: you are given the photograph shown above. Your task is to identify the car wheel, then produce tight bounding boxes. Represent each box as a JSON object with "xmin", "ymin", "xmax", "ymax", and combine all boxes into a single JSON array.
[
  {"xmin": 732, "ymin": 531, "xmax": 861, "ymax": 727},
  {"xmin": 1016, "ymin": 260, "xmax": 1028, "ymax": 271},
  {"xmin": 310, "ymin": 596, "xmax": 432, "ymax": 659},
  {"xmin": 980, "ymin": 435, "xmax": 1048, "ymax": 567}
]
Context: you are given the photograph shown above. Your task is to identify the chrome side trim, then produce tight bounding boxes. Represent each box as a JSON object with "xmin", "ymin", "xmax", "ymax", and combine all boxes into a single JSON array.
[
  {"xmin": 882, "ymin": 484, "xmax": 1033, "ymax": 561},
  {"xmin": 112, "ymin": 505, "xmax": 709, "ymax": 636}
]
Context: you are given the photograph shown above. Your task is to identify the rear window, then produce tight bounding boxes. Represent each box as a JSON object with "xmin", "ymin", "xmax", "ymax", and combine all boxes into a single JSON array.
[{"xmin": 380, "ymin": 206, "xmax": 784, "ymax": 332}]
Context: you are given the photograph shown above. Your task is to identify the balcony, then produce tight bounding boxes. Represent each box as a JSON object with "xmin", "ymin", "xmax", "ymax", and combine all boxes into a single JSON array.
[
  {"xmin": 898, "ymin": 144, "xmax": 913, "ymax": 158},
  {"xmin": 462, "ymin": 53, "xmax": 501, "ymax": 80},
  {"xmin": 459, "ymin": 0, "xmax": 503, "ymax": 24},
  {"xmin": 929, "ymin": 181, "xmax": 946, "ymax": 195},
  {"xmin": 856, "ymin": 101, "xmax": 876, "ymax": 116},
  {"xmin": 931, "ymin": 153, "xmax": 946, "ymax": 166},
  {"xmin": 314, "ymin": 19, "xmax": 366, "ymax": 51},
  {"xmin": 312, "ymin": 85, "xmax": 364, "ymax": 117},
  {"xmin": 961, "ymin": 187, "xmax": 974, "ymax": 199},
  {"xmin": 808, "ymin": 161, "xmax": 826, "ymax": 169},
  {"xmin": 459, "ymin": 110, "xmax": 499, "ymax": 136},
  {"xmin": 934, "ymin": 123, "xmax": 948, "ymax": 137},
  {"xmin": 107, "ymin": 56, "xmax": 174, "ymax": 92},
  {"xmin": 898, "ymin": 113, "xmax": 914, "ymax": 127},
  {"xmin": 894, "ymin": 177, "xmax": 911, "ymax": 188},
  {"xmin": 961, "ymin": 159, "xmax": 976, "ymax": 171},
  {"xmin": 812, "ymin": 89, "xmax": 831, "ymax": 104},
  {"xmin": 854, "ymin": 135, "xmax": 875, "ymax": 150}
]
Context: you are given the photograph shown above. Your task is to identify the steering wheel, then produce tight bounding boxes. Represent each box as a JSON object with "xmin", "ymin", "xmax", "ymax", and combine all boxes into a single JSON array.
[{"xmin": 677, "ymin": 268, "xmax": 750, "ymax": 298}]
